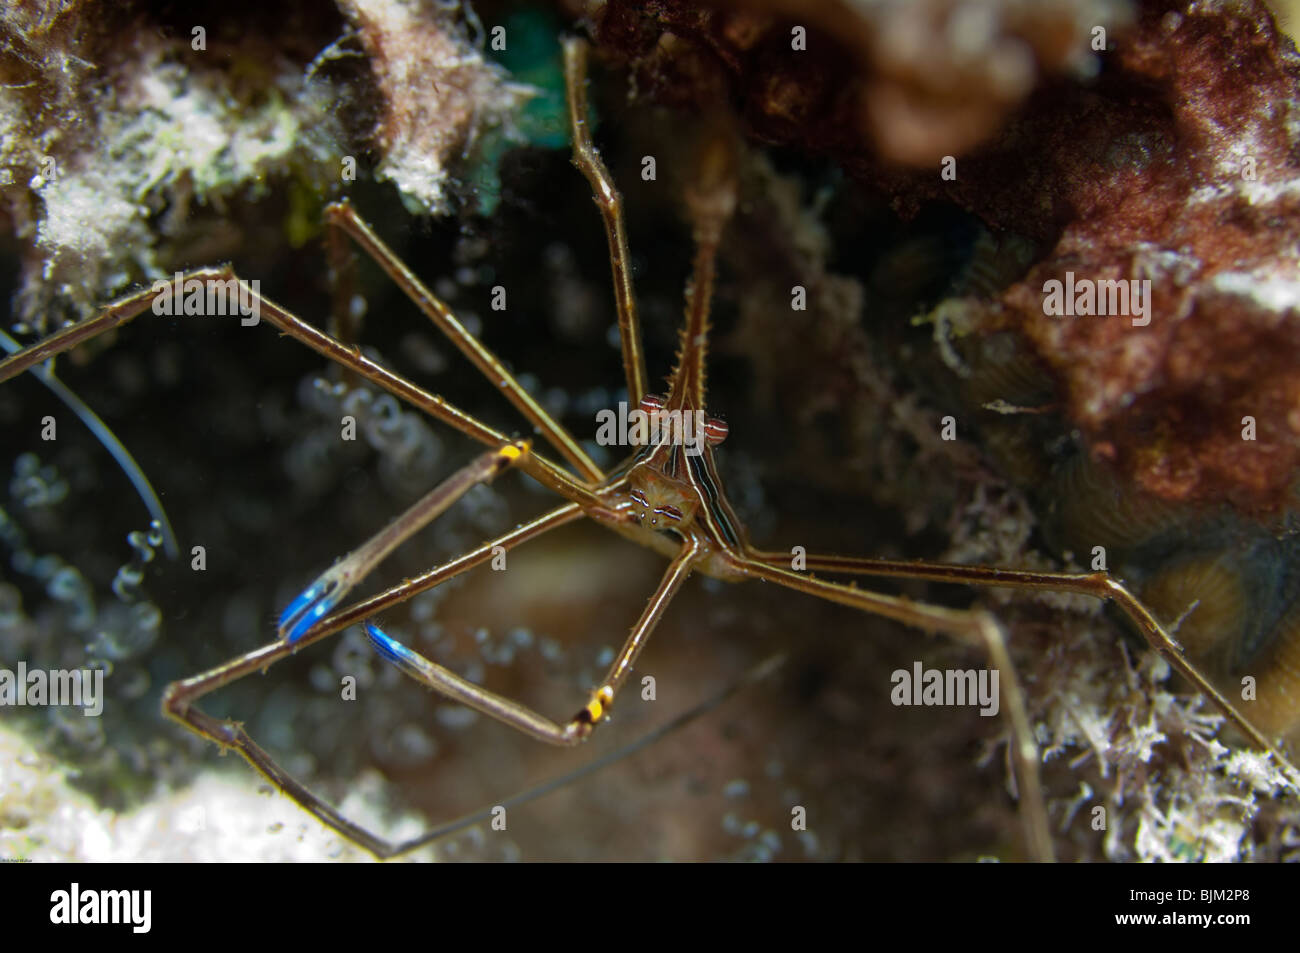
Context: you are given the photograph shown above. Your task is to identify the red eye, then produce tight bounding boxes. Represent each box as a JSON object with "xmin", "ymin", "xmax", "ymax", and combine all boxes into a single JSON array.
[
  {"xmin": 704, "ymin": 417, "xmax": 728, "ymax": 446},
  {"xmin": 638, "ymin": 393, "xmax": 666, "ymax": 414}
]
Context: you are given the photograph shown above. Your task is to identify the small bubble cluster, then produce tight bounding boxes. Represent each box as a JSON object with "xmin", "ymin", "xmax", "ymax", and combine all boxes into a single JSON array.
[
  {"xmin": 434, "ymin": 823, "xmax": 521, "ymax": 863},
  {"xmin": 10, "ymin": 452, "xmax": 69, "ymax": 508},
  {"xmin": 2, "ymin": 489, "xmax": 97, "ymax": 635},
  {"xmin": 714, "ymin": 768, "xmax": 826, "ymax": 862},
  {"xmin": 86, "ymin": 520, "xmax": 165, "ymax": 665},
  {"xmin": 289, "ymin": 376, "xmax": 444, "ymax": 498},
  {"xmin": 0, "ymin": 449, "xmax": 170, "ymax": 791},
  {"xmin": 111, "ymin": 521, "xmax": 163, "ymax": 603}
]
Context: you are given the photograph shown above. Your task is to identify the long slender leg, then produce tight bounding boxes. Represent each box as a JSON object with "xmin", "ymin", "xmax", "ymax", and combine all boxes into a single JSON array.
[
  {"xmin": 239, "ymin": 277, "xmax": 609, "ymax": 509},
  {"xmin": 0, "ymin": 268, "xmax": 498, "ymax": 448},
  {"xmin": 383, "ymin": 652, "xmax": 788, "ymax": 858},
  {"xmin": 324, "ymin": 201, "xmax": 604, "ymax": 483},
  {"xmin": 163, "ymin": 494, "xmax": 585, "ymax": 859},
  {"xmin": 278, "ymin": 440, "xmax": 530, "ymax": 643},
  {"xmin": 364, "ymin": 539, "xmax": 701, "ymax": 744},
  {"xmin": 176, "ymin": 615, "xmax": 780, "ymax": 860},
  {"xmin": 0, "ymin": 268, "xmax": 233, "ymax": 383},
  {"xmin": 731, "ymin": 553, "xmax": 1054, "ymax": 862},
  {"xmin": 748, "ymin": 549, "xmax": 1299, "ymax": 777},
  {"xmin": 562, "ymin": 36, "xmax": 648, "ymax": 407},
  {"xmin": 0, "ymin": 268, "xmax": 607, "ymax": 508},
  {"xmin": 3, "ymin": 235, "xmax": 603, "ymax": 486}
]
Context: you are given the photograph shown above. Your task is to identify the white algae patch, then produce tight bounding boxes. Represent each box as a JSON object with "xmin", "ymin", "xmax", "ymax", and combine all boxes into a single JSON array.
[{"xmin": 0, "ymin": 723, "xmax": 434, "ymax": 862}]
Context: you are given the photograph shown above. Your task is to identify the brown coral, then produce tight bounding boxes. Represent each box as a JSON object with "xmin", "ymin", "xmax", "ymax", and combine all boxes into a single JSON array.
[
  {"xmin": 582, "ymin": 0, "xmax": 1131, "ymax": 164},
  {"xmin": 337, "ymin": 0, "xmax": 534, "ymax": 213},
  {"xmin": 581, "ymin": 0, "xmax": 1300, "ymax": 514},
  {"xmin": 982, "ymin": 1, "xmax": 1300, "ymax": 515}
]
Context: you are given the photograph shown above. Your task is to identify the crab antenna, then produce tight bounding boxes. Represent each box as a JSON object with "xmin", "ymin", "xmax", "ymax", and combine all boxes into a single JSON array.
[{"xmin": 0, "ymin": 330, "xmax": 179, "ymax": 559}]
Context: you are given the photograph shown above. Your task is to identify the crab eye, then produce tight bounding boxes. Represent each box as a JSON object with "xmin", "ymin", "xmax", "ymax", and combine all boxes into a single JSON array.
[
  {"xmin": 704, "ymin": 417, "xmax": 728, "ymax": 446},
  {"xmin": 638, "ymin": 393, "xmax": 666, "ymax": 415}
]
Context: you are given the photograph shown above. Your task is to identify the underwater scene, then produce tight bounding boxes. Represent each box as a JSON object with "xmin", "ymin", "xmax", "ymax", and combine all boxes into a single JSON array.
[{"xmin": 2, "ymin": 0, "xmax": 1300, "ymax": 862}]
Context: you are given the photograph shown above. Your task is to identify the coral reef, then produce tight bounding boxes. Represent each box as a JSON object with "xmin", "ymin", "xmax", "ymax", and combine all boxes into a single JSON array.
[
  {"xmin": 0, "ymin": 0, "xmax": 531, "ymax": 332},
  {"xmin": 0, "ymin": 720, "xmax": 444, "ymax": 861},
  {"xmin": 583, "ymin": 0, "xmax": 1132, "ymax": 164},
  {"xmin": 1, "ymin": 1, "xmax": 347, "ymax": 331},
  {"xmin": 581, "ymin": 0, "xmax": 1300, "ymax": 515},
  {"xmin": 336, "ymin": 0, "xmax": 536, "ymax": 213}
]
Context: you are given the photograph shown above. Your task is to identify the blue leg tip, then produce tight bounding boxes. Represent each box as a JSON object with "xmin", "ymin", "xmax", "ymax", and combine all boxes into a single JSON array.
[
  {"xmin": 278, "ymin": 583, "xmax": 320, "ymax": 630},
  {"xmin": 364, "ymin": 621, "xmax": 413, "ymax": 666},
  {"xmin": 279, "ymin": 579, "xmax": 341, "ymax": 644}
]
